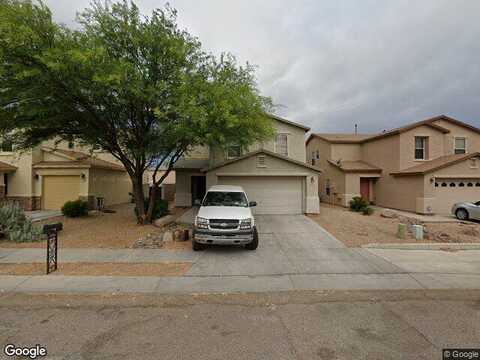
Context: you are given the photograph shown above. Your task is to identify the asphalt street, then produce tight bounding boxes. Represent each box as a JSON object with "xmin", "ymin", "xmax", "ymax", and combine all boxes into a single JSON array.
[{"xmin": 1, "ymin": 290, "xmax": 479, "ymax": 360}]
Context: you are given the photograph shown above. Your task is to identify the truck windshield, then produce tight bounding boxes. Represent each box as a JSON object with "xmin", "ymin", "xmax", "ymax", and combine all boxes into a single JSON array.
[{"xmin": 202, "ymin": 191, "xmax": 248, "ymax": 207}]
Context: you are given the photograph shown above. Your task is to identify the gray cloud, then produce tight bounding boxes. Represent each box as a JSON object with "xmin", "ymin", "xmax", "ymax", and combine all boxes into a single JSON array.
[{"xmin": 44, "ymin": 0, "xmax": 480, "ymax": 133}]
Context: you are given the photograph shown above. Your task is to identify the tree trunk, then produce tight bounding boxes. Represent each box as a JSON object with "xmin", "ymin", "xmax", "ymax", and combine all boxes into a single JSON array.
[
  {"xmin": 145, "ymin": 184, "xmax": 158, "ymax": 223},
  {"xmin": 131, "ymin": 174, "xmax": 146, "ymax": 224}
]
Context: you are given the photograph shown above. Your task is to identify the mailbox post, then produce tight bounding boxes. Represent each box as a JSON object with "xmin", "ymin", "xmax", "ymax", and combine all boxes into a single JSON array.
[{"xmin": 43, "ymin": 223, "xmax": 62, "ymax": 274}]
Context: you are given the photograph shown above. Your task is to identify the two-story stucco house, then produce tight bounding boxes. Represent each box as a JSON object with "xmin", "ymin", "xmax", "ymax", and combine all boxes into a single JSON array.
[
  {"xmin": 306, "ymin": 115, "xmax": 480, "ymax": 215},
  {"xmin": 0, "ymin": 139, "xmax": 134, "ymax": 211},
  {"xmin": 174, "ymin": 114, "xmax": 321, "ymax": 214}
]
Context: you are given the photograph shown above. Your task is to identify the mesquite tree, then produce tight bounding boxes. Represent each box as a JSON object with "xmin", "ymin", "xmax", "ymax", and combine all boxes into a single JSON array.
[{"xmin": 0, "ymin": 0, "xmax": 273, "ymax": 223}]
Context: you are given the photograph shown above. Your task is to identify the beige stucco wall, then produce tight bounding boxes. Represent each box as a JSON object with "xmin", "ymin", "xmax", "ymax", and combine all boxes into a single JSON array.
[
  {"xmin": 0, "ymin": 151, "xmax": 34, "ymax": 196},
  {"xmin": 331, "ymin": 144, "xmax": 362, "ymax": 161},
  {"xmin": 432, "ymin": 119, "xmax": 480, "ymax": 155},
  {"xmin": 175, "ymin": 169, "xmax": 204, "ymax": 207},
  {"xmin": 209, "ymin": 119, "xmax": 307, "ymax": 166},
  {"xmin": 88, "ymin": 168, "xmax": 132, "ymax": 206},
  {"xmin": 399, "ymin": 125, "xmax": 445, "ymax": 170}
]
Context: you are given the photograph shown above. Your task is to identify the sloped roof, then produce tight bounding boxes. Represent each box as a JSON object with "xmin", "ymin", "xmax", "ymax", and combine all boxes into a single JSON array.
[
  {"xmin": 0, "ymin": 161, "xmax": 17, "ymax": 172},
  {"xmin": 203, "ymin": 149, "xmax": 322, "ymax": 173},
  {"xmin": 328, "ymin": 159, "xmax": 382, "ymax": 173},
  {"xmin": 307, "ymin": 115, "xmax": 480, "ymax": 145},
  {"xmin": 35, "ymin": 148, "xmax": 125, "ymax": 171},
  {"xmin": 391, "ymin": 152, "xmax": 480, "ymax": 176},
  {"xmin": 268, "ymin": 113, "xmax": 310, "ymax": 131},
  {"xmin": 308, "ymin": 133, "xmax": 374, "ymax": 144}
]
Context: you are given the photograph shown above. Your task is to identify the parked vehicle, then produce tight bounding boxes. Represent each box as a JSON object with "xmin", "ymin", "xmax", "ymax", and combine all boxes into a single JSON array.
[
  {"xmin": 192, "ymin": 185, "xmax": 258, "ymax": 251},
  {"xmin": 452, "ymin": 201, "xmax": 480, "ymax": 220}
]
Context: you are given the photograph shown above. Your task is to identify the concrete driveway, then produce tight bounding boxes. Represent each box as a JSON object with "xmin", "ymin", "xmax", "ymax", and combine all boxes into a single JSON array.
[{"xmin": 186, "ymin": 215, "xmax": 402, "ymax": 276}]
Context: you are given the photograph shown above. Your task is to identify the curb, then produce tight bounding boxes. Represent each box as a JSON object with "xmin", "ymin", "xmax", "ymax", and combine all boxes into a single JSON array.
[{"xmin": 362, "ymin": 243, "xmax": 480, "ymax": 250}]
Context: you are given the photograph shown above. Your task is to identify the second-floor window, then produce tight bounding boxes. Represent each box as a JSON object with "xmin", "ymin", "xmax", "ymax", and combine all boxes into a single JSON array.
[
  {"xmin": 454, "ymin": 137, "xmax": 466, "ymax": 154},
  {"xmin": 414, "ymin": 136, "xmax": 428, "ymax": 160},
  {"xmin": 275, "ymin": 134, "xmax": 288, "ymax": 157},
  {"xmin": 226, "ymin": 144, "xmax": 241, "ymax": 159}
]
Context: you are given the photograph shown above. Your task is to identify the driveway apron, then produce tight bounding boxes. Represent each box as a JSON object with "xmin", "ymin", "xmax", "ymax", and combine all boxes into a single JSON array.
[{"xmin": 186, "ymin": 215, "xmax": 401, "ymax": 276}]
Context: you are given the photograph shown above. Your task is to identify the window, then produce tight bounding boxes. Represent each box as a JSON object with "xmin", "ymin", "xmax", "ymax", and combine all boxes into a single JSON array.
[
  {"xmin": 3, "ymin": 174, "xmax": 7, "ymax": 195},
  {"xmin": 454, "ymin": 137, "xmax": 466, "ymax": 154},
  {"xmin": 256, "ymin": 155, "xmax": 266, "ymax": 168},
  {"xmin": 226, "ymin": 144, "xmax": 241, "ymax": 159},
  {"xmin": 449, "ymin": 182, "xmax": 456, "ymax": 187},
  {"xmin": 68, "ymin": 141, "xmax": 74, "ymax": 149},
  {"xmin": 316, "ymin": 150, "xmax": 320, "ymax": 159},
  {"xmin": 275, "ymin": 134, "xmax": 288, "ymax": 157},
  {"xmin": 459, "ymin": 182, "xmax": 465, "ymax": 187},
  {"xmin": 435, "ymin": 182, "xmax": 439, "ymax": 187},
  {"xmin": 0, "ymin": 138, "xmax": 13, "ymax": 152},
  {"xmin": 414, "ymin": 137, "xmax": 427, "ymax": 160},
  {"xmin": 441, "ymin": 182, "xmax": 447, "ymax": 187},
  {"xmin": 467, "ymin": 183, "xmax": 473, "ymax": 187}
]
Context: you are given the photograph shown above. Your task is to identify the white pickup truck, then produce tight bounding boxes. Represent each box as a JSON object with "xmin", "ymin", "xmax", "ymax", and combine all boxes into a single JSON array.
[{"xmin": 192, "ymin": 185, "xmax": 259, "ymax": 251}]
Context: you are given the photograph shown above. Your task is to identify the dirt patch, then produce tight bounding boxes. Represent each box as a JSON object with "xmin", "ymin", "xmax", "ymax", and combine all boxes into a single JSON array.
[
  {"xmin": 309, "ymin": 204, "xmax": 480, "ymax": 247},
  {"xmin": 0, "ymin": 262, "xmax": 191, "ymax": 276},
  {"xmin": 0, "ymin": 204, "xmax": 189, "ymax": 249}
]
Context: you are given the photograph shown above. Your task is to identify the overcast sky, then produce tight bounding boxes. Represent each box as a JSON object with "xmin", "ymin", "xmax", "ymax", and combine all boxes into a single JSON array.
[{"xmin": 44, "ymin": 0, "xmax": 480, "ymax": 133}]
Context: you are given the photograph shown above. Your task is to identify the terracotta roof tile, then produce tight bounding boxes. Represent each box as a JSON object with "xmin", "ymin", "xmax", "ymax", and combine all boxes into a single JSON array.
[
  {"xmin": 391, "ymin": 152, "xmax": 480, "ymax": 176},
  {"xmin": 328, "ymin": 160, "xmax": 382, "ymax": 173},
  {"xmin": 0, "ymin": 161, "xmax": 17, "ymax": 172}
]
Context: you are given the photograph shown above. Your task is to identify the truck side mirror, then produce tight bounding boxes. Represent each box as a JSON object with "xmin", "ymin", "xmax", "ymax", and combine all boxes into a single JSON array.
[
  {"xmin": 194, "ymin": 199, "xmax": 202, "ymax": 206},
  {"xmin": 249, "ymin": 201, "xmax": 257, "ymax": 207}
]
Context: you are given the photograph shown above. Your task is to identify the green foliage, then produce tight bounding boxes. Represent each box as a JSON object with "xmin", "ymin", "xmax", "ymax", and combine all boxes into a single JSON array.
[
  {"xmin": 349, "ymin": 196, "xmax": 369, "ymax": 212},
  {"xmin": 61, "ymin": 200, "xmax": 89, "ymax": 218},
  {"xmin": 0, "ymin": 0, "xmax": 274, "ymax": 223},
  {"xmin": 0, "ymin": 203, "xmax": 43, "ymax": 242},
  {"xmin": 135, "ymin": 197, "xmax": 169, "ymax": 220},
  {"xmin": 362, "ymin": 206, "xmax": 374, "ymax": 216}
]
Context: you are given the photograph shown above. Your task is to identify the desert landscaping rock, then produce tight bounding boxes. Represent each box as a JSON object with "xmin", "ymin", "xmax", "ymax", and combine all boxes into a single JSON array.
[
  {"xmin": 153, "ymin": 215, "xmax": 175, "ymax": 228},
  {"xmin": 381, "ymin": 209, "xmax": 398, "ymax": 219}
]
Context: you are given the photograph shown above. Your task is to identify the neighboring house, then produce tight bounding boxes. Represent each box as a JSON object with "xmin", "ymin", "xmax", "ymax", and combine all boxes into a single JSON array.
[
  {"xmin": 306, "ymin": 115, "xmax": 480, "ymax": 215},
  {"xmin": 174, "ymin": 114, "xmax": 321, "ymax": 214},
  {"xmin": 0, "ymin": 139, "xmax": 134, "ymax": 211}
]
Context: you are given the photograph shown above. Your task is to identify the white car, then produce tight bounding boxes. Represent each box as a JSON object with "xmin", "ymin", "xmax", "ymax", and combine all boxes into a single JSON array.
[{"xmin": 192, "ymin": 185, "xmax": 258, "ymax": 251}]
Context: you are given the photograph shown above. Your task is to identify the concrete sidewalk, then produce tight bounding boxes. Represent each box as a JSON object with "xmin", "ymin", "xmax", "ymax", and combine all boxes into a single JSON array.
[{"xmin": 1, "ymin": 273, "xmax": 479, "ymax": 294}]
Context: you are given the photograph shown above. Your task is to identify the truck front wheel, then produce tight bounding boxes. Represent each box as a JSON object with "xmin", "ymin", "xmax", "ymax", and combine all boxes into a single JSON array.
[{"xmin": 245, "ymin": 227, "xmax": 259, "ymax": 250}]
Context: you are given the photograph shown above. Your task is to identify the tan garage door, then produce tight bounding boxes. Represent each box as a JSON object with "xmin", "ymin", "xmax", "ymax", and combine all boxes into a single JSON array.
[
  {"xmin": 435, "ymin": 178, "xmax": 480, "ymax": 214},
  {"xmin": 43, "ymin": 176, "xmax": 80, "ymax": 210},
  {"xmin": 218, "ymin": 176, "xmax": 303, "ymax": 214}
]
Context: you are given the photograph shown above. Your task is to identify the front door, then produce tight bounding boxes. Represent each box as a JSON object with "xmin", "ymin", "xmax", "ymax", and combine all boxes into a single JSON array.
[
  {"xmin": 360, "ymin": 178, "xmax": 370, "ymax": 201},
  {"xmin": 191, "ymin": 176, "xmax": 206, "ymax": 205}
]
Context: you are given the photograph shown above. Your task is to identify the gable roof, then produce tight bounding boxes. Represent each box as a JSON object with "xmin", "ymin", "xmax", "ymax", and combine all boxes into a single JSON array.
[
  {"xmin": 0, "ymin": 161, "xmax": 17, "ymax": 172},
  {"xmin": 307, "ymin": 115, "xmax": 480, "ymax": 145},
  {"xmin": 307, "ymin": 133, "xmax": 374, "ymax": 144},
  {"xmin": 36, "ymin": 147, "xmax": 125, "ymax": 172},
  {"xmin": 391, "ymin": 152, "xmax": 480, "ymax": 176},
  {"xmin": 327, "ymin": 159, "xmax": 382, "ymax": 173},
  {"xmin": 203, "ymin": 149, "xmax": 321, "ymax": 173},
  {"xmin": 268, "ymin": 114, "xmax": 310, "ymax": 131}
]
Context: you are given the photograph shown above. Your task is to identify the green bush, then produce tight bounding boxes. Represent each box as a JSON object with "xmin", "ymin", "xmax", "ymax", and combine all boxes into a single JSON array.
[
  {"xmin": 135, "ymin": 197, "xmax": 170, "ymax": 220},
  {"xmin": 0, "ymin": 203, "xmax": 43, "ymax": 242},
  {"xmin": 61, "ymin": 200, "xmax": 89, "ymax": 217},
  {"xmin": 362, "ymin": 206, "xmax": 374, "ymax": 216},
  {"xmin": 349, "ymin": 196, "xmax": 369, "ymax": 212}
]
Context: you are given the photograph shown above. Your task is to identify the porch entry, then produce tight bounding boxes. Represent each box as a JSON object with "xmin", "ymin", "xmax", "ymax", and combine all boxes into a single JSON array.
[
  {"xmin": 191, "ymin": 175, "xmax": 206, "ymax": 205},
  {"xmin": 360, "ymin": 178, "xmax": 371, "ymax": 201}
]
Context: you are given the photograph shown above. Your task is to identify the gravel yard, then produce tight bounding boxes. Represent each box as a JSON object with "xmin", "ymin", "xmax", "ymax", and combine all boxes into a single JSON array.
[
  {"xmin": 309, "ymin": 203, "xmax": 480, "ymax": 247},
  {"xmin": 0, "ymin": 203, "xmax": 189, "ymax": 249}
]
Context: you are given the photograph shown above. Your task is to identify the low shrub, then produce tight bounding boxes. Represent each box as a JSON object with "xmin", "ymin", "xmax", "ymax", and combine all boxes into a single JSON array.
[
  {"xmin": 62, "ymin": 200, "xmax": 89, "ymax": 218},
  {"xmin": 349, "ymin": 196, "xmax": 369, "ymax": 212},
  {"xmin": 362, "ymin": 206, "xmax": 374, "ymax": 216},
  {"xmin": 0, "ymin": 203, "xmax": 43, "ymax": 242},
  {"xmin": 135, "ymin": 197, "xmax": 170, "ymax": 220}
]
